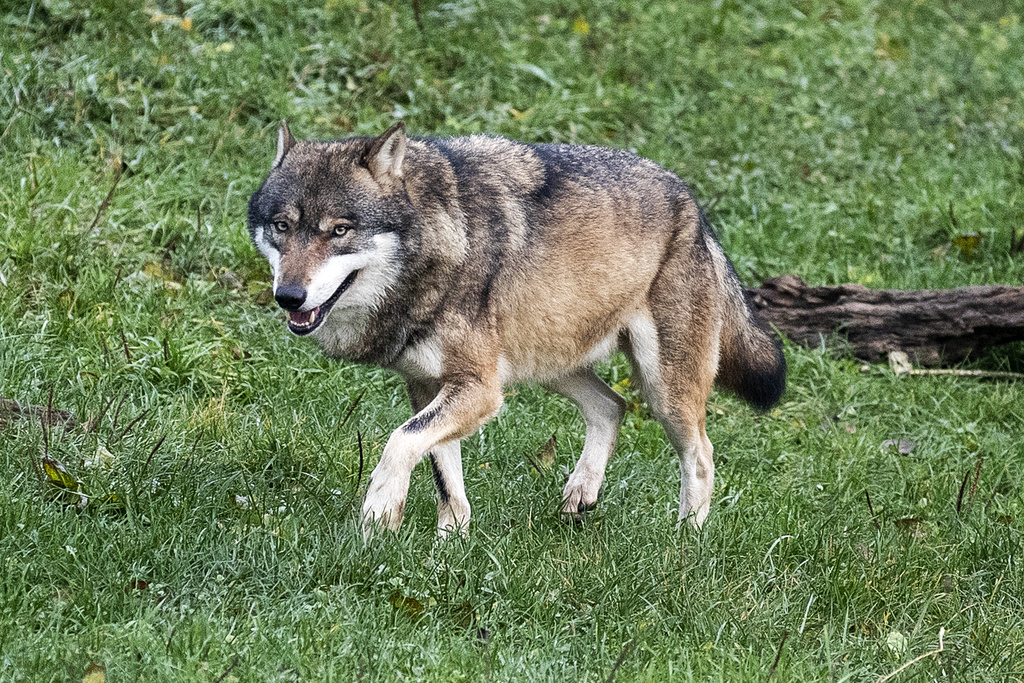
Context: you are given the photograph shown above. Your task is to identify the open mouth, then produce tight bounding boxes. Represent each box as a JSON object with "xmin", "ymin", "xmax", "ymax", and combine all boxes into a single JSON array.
[{"xmin": 286, "ymin": 270, "xmax": 359, "ymax": 336}]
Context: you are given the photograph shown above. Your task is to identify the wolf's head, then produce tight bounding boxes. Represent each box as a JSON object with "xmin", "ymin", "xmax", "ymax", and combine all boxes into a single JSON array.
[{"xmin": 247, "ymin": 121, "xmax": 412, "ymax": 337}]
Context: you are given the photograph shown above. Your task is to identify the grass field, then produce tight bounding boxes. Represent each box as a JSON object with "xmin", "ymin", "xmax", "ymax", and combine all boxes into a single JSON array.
[{"xmin": 2, "ymin": 0, "xmax": 1023, "ymax": 680}]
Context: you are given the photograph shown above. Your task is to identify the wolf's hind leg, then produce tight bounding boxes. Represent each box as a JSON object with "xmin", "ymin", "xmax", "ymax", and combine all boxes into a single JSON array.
[
  {"xmin": 664, "ymin": 418, "xmax": 715, "ymax": 527},
  {"xmin": 545, "ymin": 368, "xmax": 626, "ymax": 520},
  {"xmin": 625, "ymin": 309, "xmax": 717, "ymax": 528}
]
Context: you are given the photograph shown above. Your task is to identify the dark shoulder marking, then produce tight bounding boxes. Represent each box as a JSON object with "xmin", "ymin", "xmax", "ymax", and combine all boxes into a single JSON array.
[{"xmin": 403, "ymin": 402, "xmax": 442, "ymax": 433}]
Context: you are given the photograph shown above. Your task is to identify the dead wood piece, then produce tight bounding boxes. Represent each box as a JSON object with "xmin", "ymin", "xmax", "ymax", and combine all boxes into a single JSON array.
[
  {"xmin": 745, "ymin": 275, "xmax": 1024, "ymax": 366},
  {"xmin": 0, "ymin": 397, "xmax": 76, "ymax": 428}
]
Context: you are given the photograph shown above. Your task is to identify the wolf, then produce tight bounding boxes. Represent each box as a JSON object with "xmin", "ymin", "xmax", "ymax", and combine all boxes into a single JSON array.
[{"xmin": 248, "ymin": 121, "xmax": 785, "ymax": 538}]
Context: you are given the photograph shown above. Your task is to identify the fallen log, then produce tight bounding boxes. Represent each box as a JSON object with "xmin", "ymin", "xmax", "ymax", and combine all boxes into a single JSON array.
[{"xmin": 745, "ymin": 275, "xmax": 1024, "ymax": 366}]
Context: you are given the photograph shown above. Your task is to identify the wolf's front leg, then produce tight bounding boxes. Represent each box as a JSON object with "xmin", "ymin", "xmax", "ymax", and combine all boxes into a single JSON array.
[
  {"xmin": 406, "ymin": 380, "xmax": 471, "ymax": 538},
  {"xmin": 362, "ymin": 377, "xmax": 502, "ymax": 538},
  {"xmin": 429, "ymin": 441, "xmax": 470, "ymax": 538}
]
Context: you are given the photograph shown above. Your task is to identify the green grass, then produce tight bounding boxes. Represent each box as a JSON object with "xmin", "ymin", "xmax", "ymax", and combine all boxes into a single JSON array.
[{"xmin": 2, "ymin": 0, "xmax": 1024, "ymax": 680}]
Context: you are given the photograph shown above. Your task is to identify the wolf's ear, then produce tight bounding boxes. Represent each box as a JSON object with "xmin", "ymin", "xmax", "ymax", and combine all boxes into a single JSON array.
[
  {"xmin": 365, "ymin": 121, "xmax": 407, "ymax": 182},
  {"xmin": 274, "ymin": 120, "xmax": 296, "ymax": 168}
]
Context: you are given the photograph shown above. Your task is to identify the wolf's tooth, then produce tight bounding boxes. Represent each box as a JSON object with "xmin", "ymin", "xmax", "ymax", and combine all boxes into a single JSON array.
[{"xmin": 309, "ymin": 309, "xmax": 317, "ymax": 324}]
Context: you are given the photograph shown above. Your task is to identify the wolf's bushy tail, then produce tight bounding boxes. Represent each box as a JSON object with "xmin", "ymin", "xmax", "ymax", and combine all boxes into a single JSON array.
[{"xmin": 715, "ymin": 279, "xmax": 786, "ymax": 411}]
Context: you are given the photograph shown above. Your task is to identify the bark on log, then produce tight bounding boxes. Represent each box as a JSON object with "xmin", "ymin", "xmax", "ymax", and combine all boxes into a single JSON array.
[{"xmin": 745, "ymin": 275, "xmax": 1024, "ymax": 366}]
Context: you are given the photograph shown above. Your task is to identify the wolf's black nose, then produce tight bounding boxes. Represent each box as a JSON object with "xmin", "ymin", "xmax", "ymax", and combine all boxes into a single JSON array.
[{"xmin": 275, "ymin": 285, "xmax": 307, "ymax": 311}]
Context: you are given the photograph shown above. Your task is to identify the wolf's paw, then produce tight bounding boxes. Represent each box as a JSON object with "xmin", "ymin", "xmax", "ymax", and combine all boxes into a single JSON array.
[
  {"xmin": 676, "ymin": 500, "xmax": 710, "ymax": 530},
  {"xmin": 436, "ymin": 501, "xmax": 471, "ymax": 540},
  {"xmin": 560, "ymin": 471, "xmax": 601, "ymax": 522},
  {"xmin": 362, "ymin": 481, "xmax": 407, "ymax": 540}
]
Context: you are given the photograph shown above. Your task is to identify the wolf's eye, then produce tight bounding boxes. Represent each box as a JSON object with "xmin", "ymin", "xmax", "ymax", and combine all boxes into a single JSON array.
[
  {"xmin": 332, "ymin": 222, "xmax": 353, "ymax": 237},
  {"xmin": 273, "ymin": 221, "xmax": 289, "ymax": 233}
]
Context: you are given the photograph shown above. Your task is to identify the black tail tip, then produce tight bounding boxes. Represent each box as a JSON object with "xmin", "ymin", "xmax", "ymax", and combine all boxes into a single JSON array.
[
  {"xmin": 737, "ymin": 355, "xmax": 786, "ymax": 411},
  {"xmin": 720, "ymin": 338, "xmax": 786, "ymax": 411}
]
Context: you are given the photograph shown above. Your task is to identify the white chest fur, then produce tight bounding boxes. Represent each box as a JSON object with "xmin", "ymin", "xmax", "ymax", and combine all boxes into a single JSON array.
[{"xmin": 393, "ymin": 337, "xmax": 445, "ymax": 380}]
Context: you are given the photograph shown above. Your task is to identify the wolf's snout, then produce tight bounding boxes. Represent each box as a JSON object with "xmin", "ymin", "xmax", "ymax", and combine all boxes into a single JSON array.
[{"xmin": 275, "ymin": 285, "xmax": 307, "ymax": 311}]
